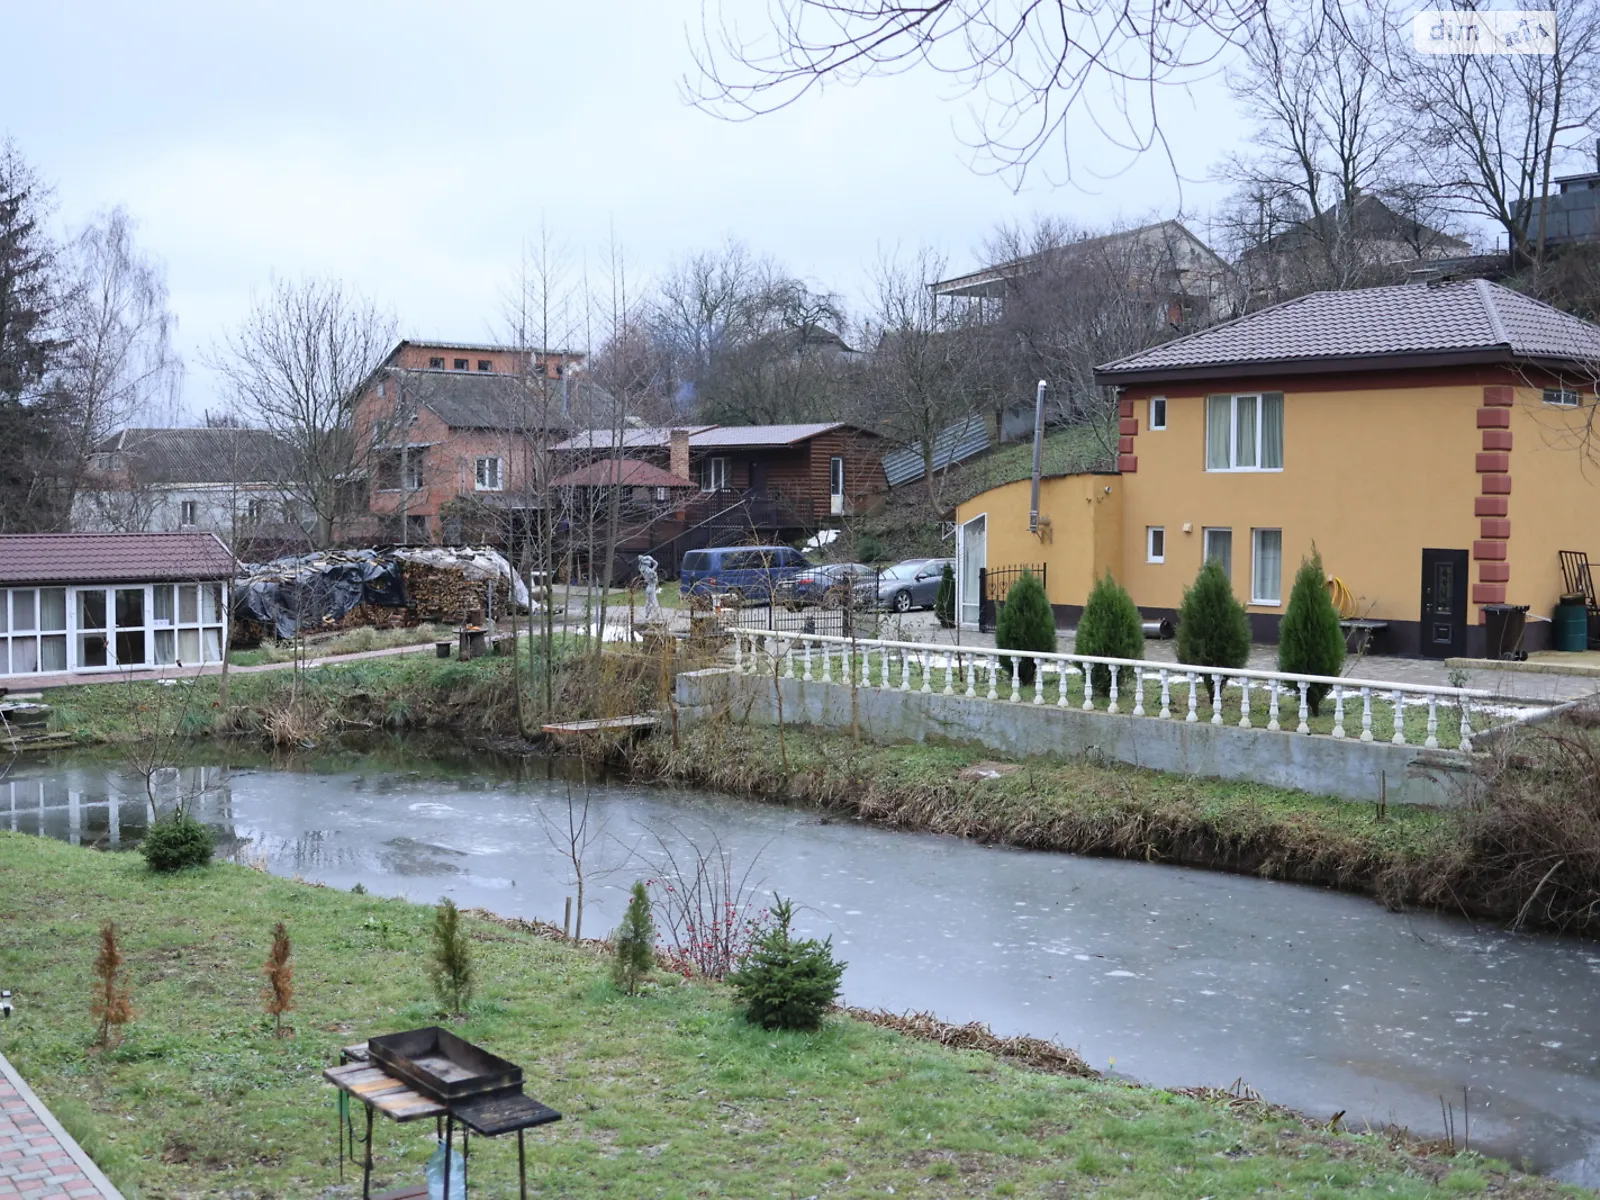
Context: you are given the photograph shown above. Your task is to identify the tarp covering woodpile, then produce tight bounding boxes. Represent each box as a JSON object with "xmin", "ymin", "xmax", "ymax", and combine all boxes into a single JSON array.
[{"xmin": 233, "ymin": 547, "xmax": 529, "ymax": 643}]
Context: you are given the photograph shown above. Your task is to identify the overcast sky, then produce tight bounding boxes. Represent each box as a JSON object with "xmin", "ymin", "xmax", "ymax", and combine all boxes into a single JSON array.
[{"xmin": 6, "ymin": 1, "xmax": 1262, "ymax": 416}]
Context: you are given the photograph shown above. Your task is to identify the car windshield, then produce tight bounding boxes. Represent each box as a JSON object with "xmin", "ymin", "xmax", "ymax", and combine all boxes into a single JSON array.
[{"xmin": 881, "ymin": 561, "xmax": 929, "ymax": 581}]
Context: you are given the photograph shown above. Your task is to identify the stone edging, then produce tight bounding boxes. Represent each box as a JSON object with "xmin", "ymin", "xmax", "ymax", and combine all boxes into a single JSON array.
[{"xmin": 0, "ymin": 1049, "xmax": 124, "ymax": 1199}]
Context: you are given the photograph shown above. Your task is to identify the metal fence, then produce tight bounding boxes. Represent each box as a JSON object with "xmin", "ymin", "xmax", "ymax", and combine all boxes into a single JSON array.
[{"xmin": 977, "ymin": 563, "xmax": 1047, "ymax": 633}]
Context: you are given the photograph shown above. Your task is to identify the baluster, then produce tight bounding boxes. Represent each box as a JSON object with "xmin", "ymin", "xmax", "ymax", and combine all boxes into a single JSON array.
[
  {"xmin": 821, "ymin": 641, "xmax": 832, "ymax": 683},
  {"xmin": 1267, "ymin": 679, "xmax": 1280, "ymax": 731},
  {"xmin": 1359, "ymin": 687, "xmax": 1374, "ymax": 742},
  {"xmin": 1459, "ymin": 698, "xmax": 1474, "ymax": 753},
  {"xmin": 1425, "ymin": 694, "xmax": 1439, "ymax": 749},
  {"xmin": 1082, "ymin": 663, "xmax": 1094, "ymax": 711},
  {"xmin": 1391, "ymin": 688, "xmax": 1407, "ymax": 745},
  {"xmin": 1159, "ymin": 669, "xmax": 1171, "ymax": 719},
  {"xmin": 1210, "ymin": 674, "xmax": 1224, "ymax": 725},
  {"xmin": 986, "ymin": 656, "xmax": 998, "ymax": 701},
  {"xmin": 945, "ymin": 653, "xmax": 956, "ymax": 697},
  {"xmin": 859, "ymin": 645, "xmax": 870, "ymax": 688},
  {"xmin": 1238, "ymin": 678, "xmax": 1252, "ymax": 728},
  {"xmin": 880, "ymin": 645, "xmax": 891, "ymax": 688},
  {"xmin": 1297, "ymin": 681, "xmax": 1310, "ymax": 734},
  {"xmin": 900, "ymin": 648, "xmax": 911, "ymax": 691},
  {"xmin": 1332, "ymin": 685, "xmax": 1347, "ymax": 738},
  {"xmin": 965, "ymin": 655, "xmax": 977, "ymax": 698},
  {"xmin": 921, "ymin": 652, "xmax": 933, "ymax": 694},
  {"xmin": 1033, "ymin": 659, "xmax": 1045, "ymax": 704},
  {"xmin": 733, "ymin": 632, "xmax": 744, "ymax": 672},
  {"xmin": 1058, "ymin": 661, "xmax": 1070, "ymax": 707},
  {"xmin": 784, "ymin": 642, "xmax": 795, "ymax": 679},
  {"xmin": 1132, "ymin": 667, "xmax": 1145, "ymax": 717},
  {"xmin": 1185, "ymin": 672, "xmax": 1199, "ymax": 722},
  {"xmin": 802, "ymin": 640, "xmax": 814, "ymax": 681},
  {"xmin": 1009, "ymin": 657, "xmax": 1021, "ymax": 702},
  {"xmin": 1108, "ymin": 665, "xmax": 1120, "ymax": 713}
]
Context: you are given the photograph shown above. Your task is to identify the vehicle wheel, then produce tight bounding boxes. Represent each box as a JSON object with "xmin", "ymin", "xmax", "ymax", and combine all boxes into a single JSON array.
[{"xmin": 893, "ymin": 589, "xmax": 913, "ymax": 613}]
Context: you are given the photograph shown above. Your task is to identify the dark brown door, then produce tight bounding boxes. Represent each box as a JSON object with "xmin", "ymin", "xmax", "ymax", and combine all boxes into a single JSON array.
[
  {"xmin": 1420, "ymin": 548, "xmax": 1469, "ymax": 658},
  {"xmin": 748, "ymin": 460, "xmax": 768, "ymax": 494}
]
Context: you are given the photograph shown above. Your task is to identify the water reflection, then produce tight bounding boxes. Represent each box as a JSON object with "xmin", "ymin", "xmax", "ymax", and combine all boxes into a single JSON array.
[{"xmin": 13, "ymin": 748, "xmax": 1600, "ymax": 1184}]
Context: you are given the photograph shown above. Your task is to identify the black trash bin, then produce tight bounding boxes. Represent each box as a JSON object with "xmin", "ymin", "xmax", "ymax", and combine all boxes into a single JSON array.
[{"xmin": 1483, "ymin": 603, "xmax": 1530, "ymax": 660}]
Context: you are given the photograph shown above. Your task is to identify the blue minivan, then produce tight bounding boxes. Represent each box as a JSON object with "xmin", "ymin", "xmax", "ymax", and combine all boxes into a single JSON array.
[{"xmin": 680, "ymin": 545, "xmax": 810, "ymax": 604}]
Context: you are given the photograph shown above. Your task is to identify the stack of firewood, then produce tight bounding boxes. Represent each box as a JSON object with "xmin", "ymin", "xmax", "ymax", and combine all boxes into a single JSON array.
[{"xmin": 401, "ymin": 561, "xmax": 514, "ymax": 622}]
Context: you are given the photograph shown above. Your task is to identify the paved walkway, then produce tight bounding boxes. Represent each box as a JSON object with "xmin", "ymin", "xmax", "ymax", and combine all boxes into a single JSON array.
[{"xmin": 0, "ymin": 1052, "xmax": 121, "ymax": 1199}]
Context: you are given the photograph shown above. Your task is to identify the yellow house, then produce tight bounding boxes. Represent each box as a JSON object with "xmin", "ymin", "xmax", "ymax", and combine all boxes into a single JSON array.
[{"xmin": 954, "ymin": 279, "xmax": 1600, "ymax": 657}]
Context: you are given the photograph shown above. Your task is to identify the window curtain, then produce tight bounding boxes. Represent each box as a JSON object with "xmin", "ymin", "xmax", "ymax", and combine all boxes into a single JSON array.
[
  {"xmin": 1205, "ymin": 396, "xmax": 1231, "ymax": 469},
  {"xmin": 1261, "ymin": 393, "xmax": 1284, "ymax": 469},
  {"xmin": 1254, "ymin": 529, "xmax": 1283, "ymax": 603},
  {"xmin": 1235, "ymin": 395, "xmax": 1258, "ymax": 468}
]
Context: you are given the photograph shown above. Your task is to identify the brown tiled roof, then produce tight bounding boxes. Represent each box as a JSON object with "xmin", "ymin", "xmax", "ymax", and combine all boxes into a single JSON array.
[
  {"xmin": 0, "ymin": 532, "xmax": 235, "ymax": 586},
  {"xmin": 1095, "ymin": 279, "xmax": 1600, "ymax": 384},
  {"xmin": 550, "ymin": 459, "xmax": 696, "ymax": 488}
]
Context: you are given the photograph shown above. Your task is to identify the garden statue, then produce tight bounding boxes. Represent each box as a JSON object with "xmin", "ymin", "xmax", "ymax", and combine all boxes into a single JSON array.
[{"xmin": 638, "ymin": 555, "xmax": 662, "ymax": 621}]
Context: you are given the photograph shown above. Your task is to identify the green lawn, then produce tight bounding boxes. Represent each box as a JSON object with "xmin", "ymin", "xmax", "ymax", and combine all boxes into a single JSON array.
[
  {"xmin": 228, "ymin": 622, "xmax": 455, "ymax": 667},
  {"xmin": 0, "ymin": 834, "xmax": 1569, "ymax": 1198}
]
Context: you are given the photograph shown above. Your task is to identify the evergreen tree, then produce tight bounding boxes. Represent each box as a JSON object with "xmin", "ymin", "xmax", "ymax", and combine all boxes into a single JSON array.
[
  {"xmin": 994, "ymin": 569, "xmax": 1056, "ymax": 685},
  {"xmin": 1278, "ymin": 548, "xmax": 1346, "ymax": 715},
  {"xmin": 1176, "ymin": 559, "xmax": 1251, "ymax": 697},
  {"xmin": 612, "ymin": 881, "xmax": 656, "ymax": 996},
  {"xmin": 1074, "ymin": 572, "xmax": 1145, "ymax": 696},
  {"xmin": 428, "ymin": 897, "xmax": 475, "ymax": 1017},
  {"xmin": 934, "ymin": 561, "xmax": 955, "ymax": 628},
  {"xmin": 728, "ymin": 896, "xmax": 845, "ymax": 1032}
]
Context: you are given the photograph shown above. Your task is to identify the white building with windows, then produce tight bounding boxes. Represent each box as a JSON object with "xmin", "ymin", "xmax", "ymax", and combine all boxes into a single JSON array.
[{"xmin": 0, "ymin": 532, "xmax": 233, "ymax": 680}]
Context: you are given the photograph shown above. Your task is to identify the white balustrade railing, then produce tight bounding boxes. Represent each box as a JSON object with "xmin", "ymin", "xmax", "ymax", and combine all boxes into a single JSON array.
[{"xmin": 728, "ymin": 628, "xmax": 1495, "ymax": 751}]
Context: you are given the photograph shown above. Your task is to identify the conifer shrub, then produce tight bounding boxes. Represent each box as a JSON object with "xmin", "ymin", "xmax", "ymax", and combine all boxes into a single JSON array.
[
  {"xmin": 1074, "ymin": 572, "xmax": 1144, "ymax": 696},
  {"xmin": 994, "ymin": 570, "xmax": 1056, "ymax": 685},
  {"xmin": 1278, "ymin": 548, "xmax": 1346, "ymax": 715},
  {"xmin": 935, "ymin": 562, "xmax": 956, "ymax": 629},
  {"xmin": 140, "ymin": 812, "xmax": 213, "ymax": 872},
  {"xmin": 1176, "ymin": 558, "xmax": 1251, "ymax": 696},
  {"xmin": 263, "ymin": 921, "xmax": 294, "ymax": 1038},
  {"xmin": 728, "ymin": 896, "xmax": 845, "ymax": 1032},
  {"xmin": 428, "ymin": 897, "xmax": 475, "ymax": 1016},
  {"xmin": 612, "ymin": 881, "xmax": 656, "ymax": 996},
  {"xmin": 91, "ymin": 920, "xmax": 133, "ymax": 1047}
]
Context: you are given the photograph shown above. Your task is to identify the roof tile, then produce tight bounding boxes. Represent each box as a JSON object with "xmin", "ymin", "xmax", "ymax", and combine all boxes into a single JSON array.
[{"xmin": 0, "ymin": 533, "xmax": 235, "ymax": 586}]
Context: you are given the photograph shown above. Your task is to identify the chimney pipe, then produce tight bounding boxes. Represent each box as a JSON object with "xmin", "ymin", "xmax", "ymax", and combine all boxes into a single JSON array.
[
  {"xmin": 1028, "ymin": 380, "xmax": 1047, "ymax": 535},
  {"xmin": 669, "ymin": 428, "xmax": 691, "ymax": 482}
]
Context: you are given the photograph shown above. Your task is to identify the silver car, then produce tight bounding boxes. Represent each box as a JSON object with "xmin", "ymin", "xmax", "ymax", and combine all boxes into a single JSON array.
[{"xmin": 863, "ymin": 558, "xmax": 954, "ymax": 613}]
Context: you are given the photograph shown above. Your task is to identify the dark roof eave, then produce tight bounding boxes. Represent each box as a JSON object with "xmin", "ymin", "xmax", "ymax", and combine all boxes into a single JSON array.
[{"xmin": 1089, "ymin": 346, "xmax": 1575, "ymax": 387}]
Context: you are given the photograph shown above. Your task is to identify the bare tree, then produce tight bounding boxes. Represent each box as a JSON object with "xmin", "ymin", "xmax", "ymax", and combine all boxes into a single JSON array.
[
  {"xmin": 688, "ymin": 0, "xmax": 1319, "ymax": 186},
  {"xmin": 209, "ymin": 278, "xmax": 396, "ymax": 547},
  {"xmin": 1388, "ymin": 0, "xmax": 1600, "ymax": 263},
  {"xmin": 855, "ymin": 246, "xmax": 991, "ymax": 516}
]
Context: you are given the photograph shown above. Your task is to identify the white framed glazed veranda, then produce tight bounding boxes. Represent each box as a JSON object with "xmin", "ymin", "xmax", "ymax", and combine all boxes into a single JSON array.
[{"xmin": 0, "ymin": 581, "xmax": 229, "ymax": 677}]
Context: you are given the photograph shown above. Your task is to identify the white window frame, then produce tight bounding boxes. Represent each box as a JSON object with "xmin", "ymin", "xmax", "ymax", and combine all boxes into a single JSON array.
[
  {"xmin": 402, "ymin": 452, "xmax": 424, "ymax": 492},
  {"xmin": 1544, "ymin": 388, "xmax": 1582, "ymax": 407},
  {"xmin": 474, "ymin": 456, "xmax": 503, "ymax": 492},
  {"xmin": 1251, "ymin": 528, "xmax": 1283, "ymax": 606},
  {"xmin": 1146, "ymin": 526, "xmax": 1165, "ymax": 564},
  {"xmin": 1203, "ymin": 527, "xmax": 1233, "ymax": 581},
  {"xmin": 1149, "ymin": 396, "xmax": 1167, "ymax": 430},
  {"xmin": 1206, "ymin": 393, "xmax": 1283, "ymax": 472},
  {"xmin": 0, "ymin": 582, "xmax": 228, "ymax": 677},
  {"xmin": 702, "ymin": 456, "xmax": 730, "ymax": 492},
  {"xmin": 829, "ymin": 455, "xmax": 845, "ymax": 498},
  {"xmin": 179, "ymin": 500, "xmax": 198, "ymax": 527}
]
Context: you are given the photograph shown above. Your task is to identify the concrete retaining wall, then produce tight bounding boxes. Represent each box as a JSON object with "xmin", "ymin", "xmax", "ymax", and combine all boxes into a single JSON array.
[{"xmin": 676, "ymin": 668, "xmax": 1477, "ymax": 807}]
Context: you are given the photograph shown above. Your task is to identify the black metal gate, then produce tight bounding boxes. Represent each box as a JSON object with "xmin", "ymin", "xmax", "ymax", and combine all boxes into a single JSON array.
[{"xmin": 977, "ymin": 563, "xmax": 1047, "ymax": 633}]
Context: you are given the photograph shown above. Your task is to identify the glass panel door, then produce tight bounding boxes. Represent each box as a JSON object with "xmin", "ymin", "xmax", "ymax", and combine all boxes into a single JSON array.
[
  {"xmin": 77, "ymin": 589, "xmax": 109, "ymax": 669},
  {"xmin": 958, "ymin": 515, "xmax": 986, "ymax": 629},
  {"xmin": 114, "ymin": 587, "xmax": 148, "ymax": 668}
]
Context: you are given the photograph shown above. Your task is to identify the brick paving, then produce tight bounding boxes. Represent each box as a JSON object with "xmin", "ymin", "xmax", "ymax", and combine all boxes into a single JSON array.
[{"xmin": 0, "ymin": 1053, "xmax": 121, "ymax": 1199}]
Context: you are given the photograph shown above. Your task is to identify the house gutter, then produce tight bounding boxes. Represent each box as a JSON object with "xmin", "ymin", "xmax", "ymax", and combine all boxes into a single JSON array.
[{"xmin": 1092, "ymin": 347, "xmax": 1542, "ymax": 388}]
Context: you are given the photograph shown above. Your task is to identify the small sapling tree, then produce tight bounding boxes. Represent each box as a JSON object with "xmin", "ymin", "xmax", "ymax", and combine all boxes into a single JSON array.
[
  {"xmin": 994, "ymin": 569, "xmax": 1056, "ymax": 685},
  {"xmin": 728, "ymin": 896, "xmax": 845, "ymax": 1032},
  {"xmin": 935, "ymin": 562, "xmax": 956, "ymax": 629},
  {"xmin": 263, "ymin": 921, "xmax": 294, "ymax": 1037},
  {"xmin": 140, "ymin": 812, "xmax": 213, "ymax": 872},
  {"xmin": 1278, "ymin": 548, "xmax": 1346, "ymax": 715},
  {"xmin": 428, "ymin": 897, "xmax": 475, "ymax": 1017},
  {"xmin": 1176, "ymin": 559, "xmax": 1251, "ymax": 697},
  {"xmin": 1074, "ymin": 572, "xmax": 1144, "ymax": 696},
  {"xmin": 91, "ymin": 921, "xmax": 134, "ymax": 1047},
  {"xmin": 612, "ymin": 881, "xmax": 656, "ymax": 996}
]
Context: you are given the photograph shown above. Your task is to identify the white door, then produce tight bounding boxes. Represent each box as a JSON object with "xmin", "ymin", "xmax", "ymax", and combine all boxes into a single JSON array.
[{"xmin": 957, "ymin": 514, "xmax": 986, "ymax": 630}]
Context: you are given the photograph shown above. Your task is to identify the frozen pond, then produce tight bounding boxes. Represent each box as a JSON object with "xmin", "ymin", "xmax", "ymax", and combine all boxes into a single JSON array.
[{"xmin": 11, "ymin": 748, "xmax": 1600, "ymax": 1183}]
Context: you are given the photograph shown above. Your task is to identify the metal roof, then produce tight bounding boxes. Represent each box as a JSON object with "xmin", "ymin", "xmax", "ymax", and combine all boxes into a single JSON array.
[
  {"xmin": 551, "ymin": 423, "xmax": 868, "ymax": 452},
  {"xmin": 1095, "ymin": 279, "xmax": 1600, "ymax": 384},
  {"xmin": 0, "ymin": 532, "xmax": 235, "ymax": 585},
  {"xmin": 93, "ymin": 428, "xmax": 295, "ymax": 485},
  {"xmin": 881, "ymin": 417, "xmax": 992, "ymax": 487}
]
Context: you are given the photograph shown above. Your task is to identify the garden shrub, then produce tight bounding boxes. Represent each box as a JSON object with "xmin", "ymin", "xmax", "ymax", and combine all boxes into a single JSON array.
[
  {"xmin": 140, "ymin": 813, "xmax": 213, "ymax": 872},
  {"xmin": 429, "ymin": 897, "xmax": 475, "ymax": 1016},
  {"xmin": 855, "ymin": 532, "xmax": 887, "ymax": 564},
  {"xmin": 935, "ymin": 563, "xmax": 956, "ymax": 628},
  {"xmin": 1074, "ymin": 572, "xmax": 1144, "ymax": 696},
  {"xmin": 1278, "ymin": 548, "xmax": 1345, "ymax": 715},
  {"xmin": 612, "ymin": 881, "xmax": 655, "ymax": 996},
  {"xmin": 1176, "ymin": 558, "xmax": 1250, "ymax": 696},
  {"xmin": 728, "ymin": 896, "xmax": 845, "ymax": 1032},
  {"xmin": 994, "ymin": 570, "xmax": 1056, "ymax": 685}
]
